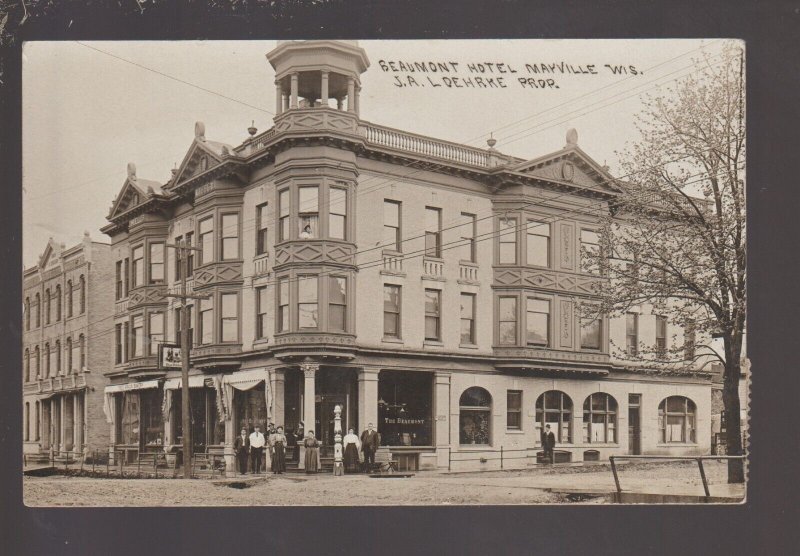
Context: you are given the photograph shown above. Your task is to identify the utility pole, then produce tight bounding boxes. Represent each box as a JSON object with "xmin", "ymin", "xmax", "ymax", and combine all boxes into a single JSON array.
[{"xmin": 165, "ymin": 239, "xmax": 208, "ymax": 479}]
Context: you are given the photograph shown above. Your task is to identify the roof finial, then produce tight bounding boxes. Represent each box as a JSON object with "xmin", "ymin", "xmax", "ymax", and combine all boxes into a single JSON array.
[
  {"xmin": 248, "ymin": 120, "xmax": 258, "ymax": 137},
  {"xmin": 487, "ymin": 133, "xmax": 497, "ymax": 149},
  {"xmin": 566, "ymin": 128, "xmax": 578, "ymax": 146},
  {"xmin": 127, "ymin": 162, "xmax": 137, "ymax": 180},
  {"xmin": 195, "ymin": 121, "xmax": 206, "ymax": 142}
]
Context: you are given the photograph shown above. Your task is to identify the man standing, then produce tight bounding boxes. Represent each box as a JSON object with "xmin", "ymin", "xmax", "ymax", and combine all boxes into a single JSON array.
[
  {"xmin": 234, "ymin": 427, "xmax": 250, "ymax": 475},
  {"xmin": 360, "ymin": 423, "xmax": 380, "ymax": 469},
  {"xmin": 541, "ymin": 424, "xmax": 556, "ymax": 465},
  {"xmin": 249, "ymin": 425, "xmax": 266, "ymax": 474}
]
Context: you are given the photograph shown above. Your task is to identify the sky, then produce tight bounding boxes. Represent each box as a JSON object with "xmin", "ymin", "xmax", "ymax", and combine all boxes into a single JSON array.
[{"xmin": 22, "ymin": 38, "xmax": 728, "ymax": 268}]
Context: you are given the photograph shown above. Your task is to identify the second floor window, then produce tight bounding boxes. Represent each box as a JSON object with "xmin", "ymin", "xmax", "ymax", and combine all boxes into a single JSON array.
[
  {"xmin": 298, "ymin": 186, "xmax": 319, "ymax": 239},
  {"xmin": 526, "ymin": 298, "xmax": 549, "ymax": 346},
  {"xmin": 383, "ymin": 285, "xmax": 401, "ymax": 338},
  {"xmin": 149, "ymin": 312, "xmax": 164, "ymax": 355},
  {"xmin": 115, "ymin": 324, "xmax": 123, "ymax": 364},
  {"xmin": 425, "ymin": 207, "xmax": 442, "ymax": 258},
  {"xmin": 424, "ymin": 289, "xmax": 441, "ymax": 341},
  {"xmin": 329, "ymin": 188, "xmax": 347, "ymax": 240},
  {"xmin": 459, "ymin": 213, "xmax": 476, "ymax": 263},
  {"xmin": 498, "ymin": 296, "xmax": 517, "ymax": 345},
  {"xmin": 279, "ymin": 189, "xmax": 290, "ymax": 241},
  {"xmin": 298, "ymin": 276, "xmax": 319, "ymax": 328},
  {"xmin": 581, "ymin": 229, "xmax": 601, "ymax": 275},
  {"xmin": 115, "ymin": 261, "xmax": 124, "ymax": 299},
  {"xmin": 199, "ymin": 297, "xmax": 213, "ymax": 345},
  {"xmin": 220, "ymin": 293, "xmax": 239, "ymax": 342},
  {"xmin": 149, "ymin": 243, "xmax": 165, "ymax": 283},
  {"xmin": 329, "ymin": 276, "xmax": 347, "ymax": 332},
  {"xmin": 383, "ymin": 200, "xmax": 401, "ymax": 252},
  {"xmin": 199, "ymin": 217, "xmax": 214, "ymax": 264},
  {"xmin": 256, "ymin": 203, "xmax": 269, "ymax": 255},
  {"xmin": 580, "ymin": 311, "xmax": 602, "ymax": 350},
  {"xmin": 656, "ymin": 315, "xmax": 668, "ymax": 358},
  {"xmin": 132, "ymin": 246, "xmax": 144, "ymax": 287},
  {"xmin": 277, "ymin": 278, "xmax": 289, "ymax": 333},
  {"xmin": 499, "ymin": 217, "xmax": 517, "ymax": 264},
  {"xmin": 256, "ymin": 287, "xmax": 268, "ymax": 339},
  {"xmin": 527, "ymin": 220, "xmax": 550, "ymax": 267},
  {"xmin": 221, "ymin": 214, "xmax": 240, "ymax": 260},
  {"xmin": 626, "ymin": 312, "xmax": 639, "ymax": 355},
  {"xmin": 460, "ymin": 293, "xmax": 476, "ymax": 344},
  {"xmin": 132, "ymin": 315, "xmax": 144, "ymax": 357},
  {"xmin": 78, "ymin": 334, "xmax": 85, "ymax": 370},
  {"xmin": 175, "ymin": 235, "xmax": 195, "ymax": 280}
]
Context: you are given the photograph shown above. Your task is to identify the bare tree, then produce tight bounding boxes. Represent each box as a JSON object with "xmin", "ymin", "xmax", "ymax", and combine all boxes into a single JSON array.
[{"xmin": 593, "ymin": 43, "xmax": 746, "ymax": 483}]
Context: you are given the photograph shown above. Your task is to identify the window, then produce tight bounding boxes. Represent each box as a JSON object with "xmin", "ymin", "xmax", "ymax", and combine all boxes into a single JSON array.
[
  {"xmin": 383, "ymin": 200, "xmax": 401, "ymax": 251},
  {"xmin": 66, "ymin": 337, "xmax": 72, "ymax": 372},
  {"xmin": 256, "ymin": 203, "xmax": 269, "ymax": 255},
  {"xmin": 459, "ymin": 212, "xmax": 476, "ymax": 262},
  {"xmin": 66, "ymin": 280, "xmax": 73, "ymax": 316},
  {"xmin": 149, "ymin": 243, "xmax": 165, "ymax": 283},
  {"xmin": 55, "ymin": 339, "xmax": 61, "ymax": 374},
  {"xmin": 44, "ymin": 343, "xmax": 50, "ymax": 378},
  {"xmin": 498, "ymin": 296, "xmax": 517, "ymax": 345},
  {"xmin": 526, "ymin": 220, "xmax": 550, "ymax": 267},
  {"xmin": 175, "ymin": 235, "xmax": 195, "ymax": 280},
  {"xmin": 536, "ymin": 391, "xmax": 573, "ymax": 443},
  {"xmin": 626, "ymin": 312, "xmax": 639, "ymax": 356},
  {"xmin": 24, "ymin": 348, "xmax": 30, "ymax": 382},
  {"xmin": 329, "ymin": 187, "xmax": 347, "ymax": 240},
  {"xmin": 55, "ymin": 285, "xmax": 62, "ymax": 321},
  {"xmin": 35, "ymin": 293, "xmax": 40, "ymax": 327},
  {"xmin": 115, "ymin": 324, "xmax": 123, "ymax": 364},
  {"xmin": 124, "ymin": 258, "xmax": 130, "ymax": 296},
  {"xmin": 298, "ymin": 186, "xmax": 319, "ymax": 239},
  {"xmin": 383, "ymin": 285, "xmax": 401, "ymax": 338},
  {"xmin": 581, "ymin": 229, "xmax": 601, "ymax": 275},
  {"xmin": 35, "ymin": 401, "xmax": 40, "ymax": 440},
  {"xmin": 24, "ymin": 402, "xmax": 30, "ymax": 441},
  {"xmin": 185, "ymin": 233, "xmax": 194, "ymax": 277},
  {"xmin": 123, "ymin": 322, "xmax": 130, "ymax": 362},
  {"xmin": 499, "ymin": 217, "xmax": 517, "ymax": 264},
  {"xmin": 659, "ymin": 396, "xmax": 696, "ymax": 443},
  {"xmin": 132, "ymin": 246, "xmax": 144, "ymax": 287},
  {"xmin": 684, "ymin": 319, "xmax": 696, "ymax": 361},
  {"xmin": 78, "ymin": 335, "xmax": 86, "ymax": 372},
  {"xmin": 507, "ymin": 390, "xmax": 522, "ymax": 430},
  {"xmin": 220, "ymin": 293, "xmax": 238, "ymax": 342},
  {"xmin": 656, "ymin": 315, "xmax": 667, "ymax": 358},
  {"xmin": 298, "ymin": 276, "xmax": 319, "ymax": 328},
  {"xmin": 460, "ymin": 293, "xmax": 476, "ymax": 344},
  {"xmin": 45, "ymin": 288, "xmax": 51, "ymax": 324},
  {"xmin": 34, "ymin": 346, "xmax": 40, "ymax": 378},
  {"xmin": 174, "ymin": 306, "xmax": 194, "ymax": 349},
  {"xmin": 329, "ymin": 276, "xmax": 347, "ymax": 332},
  {"xmin": 221, "ymin": 213, "xmax": 239, "ymax": 260},
  {"xmin": 132, "ymin": 315, "xmax": 144, "ymax": 357},
  {"xmin": 199, "ymin": 297, "xmax": 213, "ymax": 345},
  {"xmin": 115, "ymin": 261, "xmax": 123, "ymax": 299},
  {"xmin": 278, "ymin": 189, "xmax": 290, "ymax": 241},
  {"xmin": 583, "ymin": 393, "xmax": 617, "ymax": 443},
  {"xmin": 199, "ymin": 217, "xmax": 214, "ymax": 264},
  {"xmin": 459, "ymin": 387, "xmax": 491, "ymax": 445},
  {"xmin": 256, "ymin": 287, "xmax": 268, "ymax": 339},
  {"xmin": 25, "ymin": 297, "xmax": 30, "ymax": 330},
  {"xmin": 580, "ymin": 309, "xmax": 602, "ymax": 350},
  {"xmin": 424, "ymin": 289, "xmax": 441, "ymax": 341},
  {"xmin": 79, "ymin": 275, "xmax": 86, "ymax": 314},
  {"xmin": 424, "ymin": 207, "xmax": 442, "ymax": 258},
  {"xmin": 277, "ymin": 278, "xmax": 289, "ymax": 333},
  {"xmin": 526, "ymin": 298, "xmax": 549, "ymax": 346},
  {"xmin": 148, "ymin": 312, "xmax": 164, "ymax": 355}
]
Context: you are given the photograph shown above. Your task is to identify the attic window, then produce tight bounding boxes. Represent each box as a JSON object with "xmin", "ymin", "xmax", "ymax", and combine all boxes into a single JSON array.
[
  {"xmin": 200, "ymin": 156, "xmax": 208, "ymax": 171},
  {"xmin": 131, "ymin": 193, "xmax": 139, "ymax": 205}
]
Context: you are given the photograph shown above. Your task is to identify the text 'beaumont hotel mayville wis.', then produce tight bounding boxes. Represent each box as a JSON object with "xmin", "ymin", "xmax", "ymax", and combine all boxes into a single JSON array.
[{"xmin": 22, "ymin": 40, "xmax": 714, "ymax": 473}]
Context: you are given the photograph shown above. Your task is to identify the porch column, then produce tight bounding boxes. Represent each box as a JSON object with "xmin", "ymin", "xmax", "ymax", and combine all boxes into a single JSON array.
[
  {"xmin": 275, "ymin": 81, "xmax": 283, "ymax": 115},
  {"xmin": 41, "ymin": 401, "xmax": 50, "ymax": 451},
  {"xmin": 434, "ymin": 372, "xmax": 452, "ymax": 469},
  {"xmin": 301, "ymin": 363, "xmax": 318, "ymax": 432},
  {"xmin": 354, "ymin": 85, "xmax": 360, "ymax": 116},
  {"xmin": 223, "ymin": 384, "xmax": 236, "ymax": 472},
  {"xmin": 271, "ymin": 369, "xmax": 286, "ymax": 427},
  {"xmin": 73, "ymin": 393, "xmax": 83, "ymax": 455},
  {"xmin": 357, "ymin": 368, "xmax": 380, "ymax": 433},
  {"xmin": 321, "ymin": 71, "xmax": 329, "ymax": 106},
  {"xmin": 290, "ymin": 73, "xmax": 299, "ymax": 109},
  {"xmin": 347, "ymin": 78, "xmax": 355, "ymax": 113},
  {"xmin": 59, "ymin": 397, "xmax": 66, "ymax": 453}
]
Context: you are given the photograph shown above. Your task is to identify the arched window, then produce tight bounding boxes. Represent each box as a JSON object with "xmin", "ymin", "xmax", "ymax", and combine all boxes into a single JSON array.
[
  {"xmin": 24, "ymin": 297, "xmax": 30, "ymax": 330},
  {"xmin": 24, "ymin": 402, "xmax": 30, "ymax": 441},
  {"xmin": 66, "ymin": 280, "xmax": 73, "ymax": 317},
  {"xmin": 199, "ymin": 155, "xmax": 208, "ymax": 171},
  {"xmin": 35, "ymin": 401, "xmax": 40, "ymax": 440},
  {"xmin": 24, "ymin": 348, "xmax": 30, "ymax": 382},
  {"xmin": 34, "ymin": 293, "xmax": 40, "ymax": 327},
  {"xmin": 459, "ymin": 387, "xmax": 492, "ymax": 445},
  {"xmin": 536, "ymin": 391, "xmax": 573, "ymax": 443},
  {"xmin": 583, "ymin": 393, "xmax": 618, "ymax": 443},
  {"xmin": 659, "ymin": 396, "xmax": 697, "ymax": 443},
  {"xmin": 79, "ymin": 276, "xmax": 86, "ymax": 314},
  {"xmin": 45, "ymin": 288, "xmax": 51, "ymax": 324},
  {"xmin": 78, "ymin": 334, "xmax": 86, "ymax": 371},
  {"xmin": 34, "ymin": 346, "xmax": 40, "ymax": 379},
  {"xmin": 55, "ymin": 285, "xmax": 62, "ymax": 321},
  {"xmin": 66, "ymin": 337, "xmax": 72, "ymax": 373},
  {"xmin": 44, "ymin": 343, "xmax": 50, "ymax": 378},
  {"xmin": 55, "ymin": 340, "xmax": 61, "ymax": 374}
]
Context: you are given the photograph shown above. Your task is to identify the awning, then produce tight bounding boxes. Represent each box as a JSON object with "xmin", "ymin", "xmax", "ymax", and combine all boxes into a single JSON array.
[
  {"xmin": 164, "ymin": 375, "xmax": 208, "ymax": 390},
  {"xmin": 223, "ymin": 368, "xmax": 268, "ymax": 390},
  {"xmin": 104, "ymin": 380, "xmax": 160, "ymax": 394}
]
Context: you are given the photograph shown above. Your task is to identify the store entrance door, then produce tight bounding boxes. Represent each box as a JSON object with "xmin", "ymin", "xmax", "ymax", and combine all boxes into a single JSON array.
[
  {"xmin": 315, "ymin": 395, "xmax": 348, "ymax": 450},
  {"xmin": 628, "ymin": 394, "xmax": 641, "ymax": 455}
]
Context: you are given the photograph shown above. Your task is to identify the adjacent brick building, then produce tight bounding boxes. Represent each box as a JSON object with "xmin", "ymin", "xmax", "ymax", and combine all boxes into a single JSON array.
[
  {"xmin": 23, "ymin": 234, "xmax": 114, "ymax": 460},
  {"xmin": 99, "ymin": 40, "xmax": 713, "ymax": 472}
]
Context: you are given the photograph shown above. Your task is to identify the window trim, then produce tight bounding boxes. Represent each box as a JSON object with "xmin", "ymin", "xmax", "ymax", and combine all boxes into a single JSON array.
[{"xmin": 506, "ymin": 390, "xmax": 523, "ymax": 431}]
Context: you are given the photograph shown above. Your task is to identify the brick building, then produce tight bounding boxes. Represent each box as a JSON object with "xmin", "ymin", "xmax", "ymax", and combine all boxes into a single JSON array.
[
  {"xmin": 99, "ymin": 40, "xmax": 712, "ymax": 472},
  {"xmin": 22, "ymin": 234, "xmax": 114, "ymax": 460}
]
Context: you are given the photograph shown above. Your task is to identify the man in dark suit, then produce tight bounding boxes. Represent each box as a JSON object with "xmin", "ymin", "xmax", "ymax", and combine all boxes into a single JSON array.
[
  {"xmin": 360, "ymin": 423, "xmax": 380, "ymax": 469},
  {"xmin": 234, "ymin": 427, "xmax": 250, "ymax": 474},
  {"xmin": 541, "ymin": 424, "xmax": 556, "ymax": 465}
]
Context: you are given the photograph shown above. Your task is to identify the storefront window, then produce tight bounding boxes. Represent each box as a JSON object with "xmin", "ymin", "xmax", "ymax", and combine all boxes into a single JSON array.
[
  {"xmin": 119, "ymin": 392, "xmax": 140, "ymax": 445},
  {"xmin": 536, "ymin": 390, "xmax": 572, "ymax": 443},
  {"xmin": 582, "ymin": 393, "xmax": 617, "ymax": 443},
  {"xmin": 235, "ymin": 386, "xmax": 268, "ymax": 434},
  {"xmin": 141, "ymin": 389, "xmax": 164, "ymax": 447},
  {"xmin": 459, "ymin": 387, "xmax": 492, "ymax": 445},
  {"xmin": 378, "ymin": 371, "xmax": 433, "ymax": 447},
  {"xmin": 659, "ymin": 396, "xmax": 696, "ymax": 443},
  {"xmin": 173, "ymin": 388, "xmax": 223, "ymax": 450}
]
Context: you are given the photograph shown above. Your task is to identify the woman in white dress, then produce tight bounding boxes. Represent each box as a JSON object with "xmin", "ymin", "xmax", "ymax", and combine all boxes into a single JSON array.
[{"xmin": 342, "ymin": 427, "xmax": 362, "ymax": 473}]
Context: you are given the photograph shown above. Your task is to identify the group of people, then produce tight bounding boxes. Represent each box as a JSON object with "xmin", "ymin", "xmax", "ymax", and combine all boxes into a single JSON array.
[{"xmin": 233, "ymin": 422, "xmax": 382, "ymax": 475}]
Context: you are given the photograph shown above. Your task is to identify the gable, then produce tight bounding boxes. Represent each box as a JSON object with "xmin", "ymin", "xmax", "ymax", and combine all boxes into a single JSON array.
[
  {"xmin": 171, "ymin": 139, "xmax": 225, "ymax": 186},
  {"xmin": 38, "ymin": 239, "xmax": 62, "ymax": 270},
  {"xmin": 512, "ymin": 147, "xmax": 620, "ymax": 193},
  {"xmin": 107, "ymin": 179, "xmax": 146, "ymax": 220}
]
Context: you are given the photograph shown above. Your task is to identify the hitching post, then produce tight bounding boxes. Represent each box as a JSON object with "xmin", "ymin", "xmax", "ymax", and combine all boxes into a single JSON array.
[{"xmin": 333, "ymin": 404, "xmax": 344, "ymax": 476}]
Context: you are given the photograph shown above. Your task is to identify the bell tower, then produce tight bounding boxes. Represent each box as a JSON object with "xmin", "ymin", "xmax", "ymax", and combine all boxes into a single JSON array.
[{"xmin": 267, "ymin": 40, "xmax": 370, "ymax": 117}]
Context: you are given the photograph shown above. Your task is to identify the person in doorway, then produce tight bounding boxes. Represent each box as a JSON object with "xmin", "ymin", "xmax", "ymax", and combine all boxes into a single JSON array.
[
  {"xmin": 541, "ymin": 424, "xmax": 556, "ymax": 465},
  {"xmin": 249, "ymin": 425, "xmax": 266, "ymax": 474},
  {"xmin": 270, "ymin": 426, "xmax": 287, "ymax": 474},
  {"xmin": 342, "ymin": 427, "xmax": 362, "ymax": 473},
  {"xmin": 360, "ymin": 423, "xmax": 380, "ymax": 470},
  {"xmin": 234, "ymin": 427, "xmax": 250, "ymax": 474},
  {"xmin": 303, "ymin": 430, "xmax": 320, "ymax": 474}
]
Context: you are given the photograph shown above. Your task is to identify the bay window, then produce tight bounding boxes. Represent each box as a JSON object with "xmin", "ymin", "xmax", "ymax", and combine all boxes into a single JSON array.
[
  {"xmin": 199, "ymin": 217, "xmax": 214, "ymax": 264},
  {"xmin": 131, "ymin": 315, "xmax": 144, "ymax": 357},
  {"xmin": 221, "ymin": 213, "xmax": 240, "ymax": 260},
  {"xmin": 277, "ymin": 278, "xmax": 289, "ymax": 333},
  {"xmin": 220, "ymin": 293, "xmax": 239, "ymax": 342},
  {"xmin": 329, "ymin": 276, "xmax": 347, "ymax": 332},
  {"xmin": 149, "ymin": 242, "xmax": 165, "ymax": 283},
  {"xmin": 297, "ymin": 275, "xmax": 319, "ymax": 328},
  {"xmin": 298, "ymin": 186, "xmax": 319, "ymax": 239},
  {"xmin": 526, "ymin": 298, "xmax": 549, "ymax": 346},
  {"xmin": 148, "ymin": 312, "xmax": 164, "ymax": 355},
  {"xmin": 526, "ymin": 220, "xmax": 550, "ymax": 267},
  {"xmin": 174, "ymin": 306, "xmax": 193, "ymax": 349},
  {"xmin": 329, "ymin": 187, "xmax": 347, "ymax": 240},
  {"xmin": 132, "ymin": 246, "xmax": 144, "ymax": 287},
  {"xmin": 278, "ymin": 189, "xmax": 290, "ymax": 241},
  {"xmin": 199, "ymin": 297, "xmax": 213, "ymax": 345},
  {"xmin": 498, "ymin": 296, "xmax": 517, "ymax": 345},
  {"xmin": 499, "ymin": 217, "xmax": 517, "ymax": 264},
  {"xmin": 580, "ymin": 229, "xmax": 601, "ymax": 275}
]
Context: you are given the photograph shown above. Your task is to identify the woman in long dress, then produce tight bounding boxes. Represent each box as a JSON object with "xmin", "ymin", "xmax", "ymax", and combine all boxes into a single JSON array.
[
  {"xmin": 303, "ymin": 430, "xmax": 320, "ymax": 474},
  {"xmin": 342, "ymin": 428, "xmax": 361, "ymax": 473},
  {"xmin": 270, "ymin": 426, "xmax": 287, "ymax": 474}
]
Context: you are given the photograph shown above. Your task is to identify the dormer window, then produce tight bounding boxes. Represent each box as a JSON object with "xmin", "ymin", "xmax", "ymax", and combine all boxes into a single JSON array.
[{"xmin": 199, "ymin": 155, "xmax": 208, "ymax": 171}]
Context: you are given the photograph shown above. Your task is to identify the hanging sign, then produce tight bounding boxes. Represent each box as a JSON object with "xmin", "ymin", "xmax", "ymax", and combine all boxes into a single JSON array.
[{"xmin": 159, "ymin": 344, "xmax": 182, "ymax": 369}]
